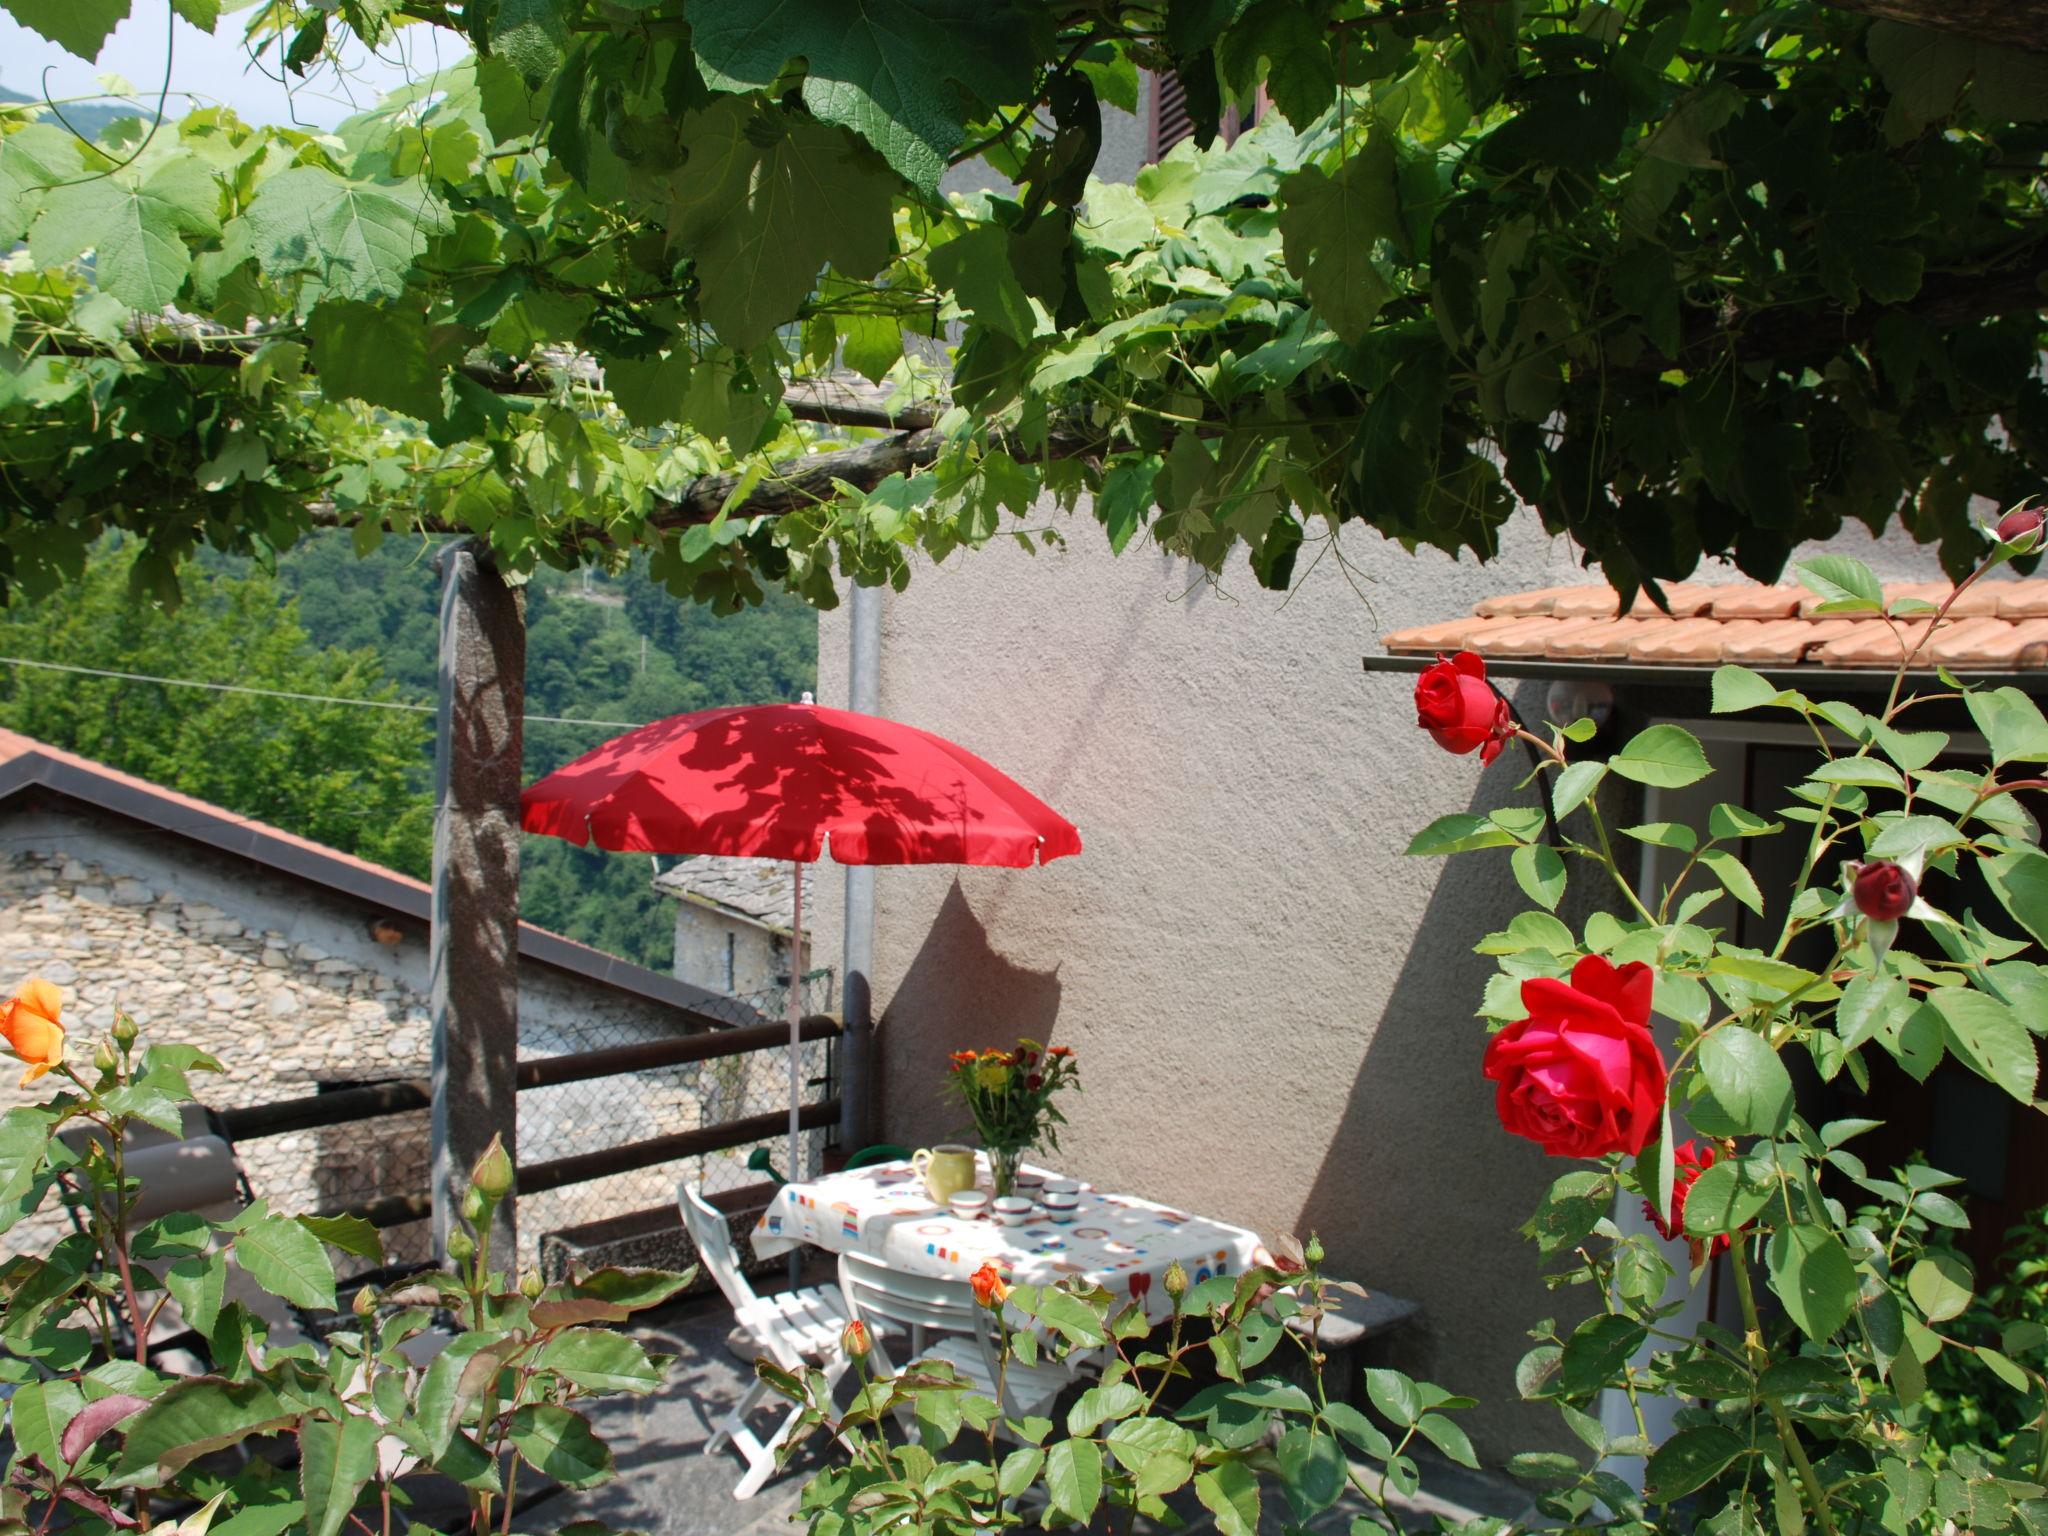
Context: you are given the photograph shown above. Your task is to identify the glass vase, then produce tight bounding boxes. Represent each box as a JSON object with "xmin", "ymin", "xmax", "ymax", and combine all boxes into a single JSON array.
[{"xmin": 986, "ymin": 1143, "xmax": 1025, "ymax": 1198}]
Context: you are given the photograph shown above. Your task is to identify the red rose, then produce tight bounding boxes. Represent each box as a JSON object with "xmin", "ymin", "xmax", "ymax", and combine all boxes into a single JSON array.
[
  {"xmin": 1415, "ymin": 651, "xmax": 1512, "ymax": 764},
  {"xmin": 1852, "ymin": 860, "xmax": 1915, "ymax": 922},
  {"xmin": 1641, "ymin": 1140, "xmax": 1730, "ymax": 1257},
  {"xmin": 1484, "ymin": 955, "xmax": 1668, "ymax": 1158},
  {"xmin": 970, "ymin": 1262, "xmax": 1010, "ymax": 1308}
]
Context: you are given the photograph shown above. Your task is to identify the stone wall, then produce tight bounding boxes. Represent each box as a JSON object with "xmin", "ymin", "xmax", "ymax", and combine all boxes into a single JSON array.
[{"xmin": 0, "ymin": 808, "xmax": 817, "ymax": 1271}]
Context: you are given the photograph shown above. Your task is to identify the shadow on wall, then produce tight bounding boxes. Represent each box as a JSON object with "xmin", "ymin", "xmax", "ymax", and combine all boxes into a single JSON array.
[
  {"xmin": 877, "ymin": 880, "xmax": 1064, "ymax": 1138},
  {"xmin": 1297, "ymin": 679, "xmax": 1608, "ymax": 1460}
]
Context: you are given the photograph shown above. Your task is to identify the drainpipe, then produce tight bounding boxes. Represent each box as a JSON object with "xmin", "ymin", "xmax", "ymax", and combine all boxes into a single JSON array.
[{"xmin": 839, "ymin": 582, "xmax": 882, "ymax": 1153}]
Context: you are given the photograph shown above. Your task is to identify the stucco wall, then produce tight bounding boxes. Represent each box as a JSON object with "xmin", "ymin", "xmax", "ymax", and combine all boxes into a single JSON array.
[
  {"xmin": 814, "ymin": 507, "xmax": 1958, "ymax": 1457},
  {"xmin": 672, "ymin": 901, "xmax": 788, "ymax": 1000}
]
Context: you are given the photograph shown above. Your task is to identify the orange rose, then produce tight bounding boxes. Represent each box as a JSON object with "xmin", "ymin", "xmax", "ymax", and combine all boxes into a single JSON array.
[
  {"xmin": 970, "ymin": 1262, "xmax": 1009, "ymax": 1308},
  {"xmin": 2, "ymin": 978, "xmax": 64, "ymax": 1087}
]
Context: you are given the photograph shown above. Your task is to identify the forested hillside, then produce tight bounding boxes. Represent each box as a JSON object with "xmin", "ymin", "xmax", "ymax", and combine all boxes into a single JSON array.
[{"xmin": 0, "ymin": 536, "xmax": 817, "ymax": 969}]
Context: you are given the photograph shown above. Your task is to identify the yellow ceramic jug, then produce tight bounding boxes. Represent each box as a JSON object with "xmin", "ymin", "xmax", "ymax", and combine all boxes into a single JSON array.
[{"xmin": 911, "ymin": 1143, "xmax": 976, "ymax": 1203}]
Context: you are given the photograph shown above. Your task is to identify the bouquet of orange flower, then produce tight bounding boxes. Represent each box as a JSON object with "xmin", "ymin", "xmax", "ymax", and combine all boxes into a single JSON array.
[{"xmin": 944, "ymin": 1039, "xmax": 1078, "ymax": 1197}]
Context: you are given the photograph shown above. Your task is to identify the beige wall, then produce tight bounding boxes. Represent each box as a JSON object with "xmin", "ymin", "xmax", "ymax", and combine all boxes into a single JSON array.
[{"xmin": 815, "ymin": 507, "xmax": 1958, "ymax": 1458}]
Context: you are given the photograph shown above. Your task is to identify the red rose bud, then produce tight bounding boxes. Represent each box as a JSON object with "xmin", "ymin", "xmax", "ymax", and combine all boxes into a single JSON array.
[
  {"xmin": 841, "ymin": 1319, "xmax": 871, "ymax": 1358},
  {"xmin": 1414, "ymin": 652, "xmax": 1513, "ymax": 765},
  {"xmin": 1853, "ymin": 860, "xmax": 1916, "ymax": 922},
  {"xmin": 1996, "ymin": 505, "xmax": 2044, "ymax": 551},
  {"xmin": 1484, "ymin": 955, "xmax": 1668, "ymax": 1159}
]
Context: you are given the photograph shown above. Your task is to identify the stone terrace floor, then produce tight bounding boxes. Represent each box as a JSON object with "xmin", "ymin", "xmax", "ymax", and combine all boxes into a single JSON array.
[{"xmin": 528, "ymin": 1272, "xmax": 1536, "ymax": 1536}]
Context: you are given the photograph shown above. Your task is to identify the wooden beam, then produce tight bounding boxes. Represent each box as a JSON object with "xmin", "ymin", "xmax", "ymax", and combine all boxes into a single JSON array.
[
  {"xmin": 429, "ymin": 540, "xmax": 526, "ymax": 1264},
  {"xmin": 1814, "ymin": 0, "xmax": 2048, "ymax": 51}
]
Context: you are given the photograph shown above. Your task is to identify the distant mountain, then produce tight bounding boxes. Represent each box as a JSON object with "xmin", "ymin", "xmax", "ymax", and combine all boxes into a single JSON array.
[{"xmin": 0, "ymin": 86, "xmax": 154, "ymax": 145}]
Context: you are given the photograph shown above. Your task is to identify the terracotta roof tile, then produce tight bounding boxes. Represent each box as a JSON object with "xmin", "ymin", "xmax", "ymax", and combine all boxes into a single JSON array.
[
  {"xmin": 1994, "ymin": 581, "xmax": 2048, "ymax": 619},
  {"xmin": 1720, "ymin": 618, "xmax": 1862, "ymax": 665},
  {"xmin": 1381, "ymin": 579, "xmax": 2048, "ymax": 675},
  {"xmin": 1474, "ymin": 585, "xmax": 1581, "ymax": 619},
  {"xmin": 1708, "ymin": 586, "xmax": 1804, "ymax": 620}
]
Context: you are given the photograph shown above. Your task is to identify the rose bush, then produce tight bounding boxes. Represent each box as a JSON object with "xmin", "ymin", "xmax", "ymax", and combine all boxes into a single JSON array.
[
  {"xmin": 0, "ymin": 980, "xmax": 693, "ymax": 1536},
  {"xmin": 1406, "ymin": 509, "xmax": 2048, "ymax": 1534}
]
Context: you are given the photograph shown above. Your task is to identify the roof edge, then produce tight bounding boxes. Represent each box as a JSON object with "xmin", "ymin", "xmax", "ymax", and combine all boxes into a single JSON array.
[{"xmin": 1361, "ymin": 654, "xmax": 2048, "ymax": 694}]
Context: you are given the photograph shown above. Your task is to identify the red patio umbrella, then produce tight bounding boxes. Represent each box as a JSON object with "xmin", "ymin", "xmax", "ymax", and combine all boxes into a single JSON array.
[{"xmin": 522, "ymin": 697, "xmax": 1082, "ymax": 1181}]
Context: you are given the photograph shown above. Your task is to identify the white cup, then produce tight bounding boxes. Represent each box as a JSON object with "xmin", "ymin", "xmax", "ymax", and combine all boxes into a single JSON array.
[
  {"xmin": 992, "ymin": 1196, "xmax": 1032, "ymax": 1227},
  {"xmin": 948, "ymin": 1190, "xmax": 990, "ymax": 1220},
  {"xmin": 1042, "ymin": 1178, "xmax": 1081, "ymax": 1199}
]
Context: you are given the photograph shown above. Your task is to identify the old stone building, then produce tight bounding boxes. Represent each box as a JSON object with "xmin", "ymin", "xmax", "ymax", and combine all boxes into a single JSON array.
[{"xmin": 0, "ymin": 729, "xmax": 809, "ymax": 1267}]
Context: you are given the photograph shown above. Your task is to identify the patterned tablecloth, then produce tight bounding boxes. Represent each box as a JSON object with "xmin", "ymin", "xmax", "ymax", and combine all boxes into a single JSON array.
[{"xmin": 751, "ymin": 1157, "xmax": 1264, "ymax": 1324}]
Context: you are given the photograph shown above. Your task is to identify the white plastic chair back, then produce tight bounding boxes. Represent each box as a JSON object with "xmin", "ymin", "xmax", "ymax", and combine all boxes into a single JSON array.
[
  {"xmin": 678, "ymin": 1180, "xmax": 763, "ymax": 1312},
  {"xmin": 837, "ymin": 1250, "xmax": 1001, "ymax": 1384}
]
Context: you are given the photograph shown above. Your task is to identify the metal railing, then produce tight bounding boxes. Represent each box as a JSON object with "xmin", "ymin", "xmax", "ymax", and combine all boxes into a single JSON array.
[{"xmin": 217, "ymin": 1005, "xmax": 839, "ymax": 1272}]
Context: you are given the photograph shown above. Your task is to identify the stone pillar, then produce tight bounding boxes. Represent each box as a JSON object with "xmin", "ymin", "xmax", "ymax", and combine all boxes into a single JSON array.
[{"xmin": 429, "ymin": 541, "xmax": 524, "ymax": 1265}]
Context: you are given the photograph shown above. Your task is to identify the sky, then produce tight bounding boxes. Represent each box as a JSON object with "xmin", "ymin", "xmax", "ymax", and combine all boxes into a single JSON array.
[{"xmin": 0, "ymin": 9, "xmax": 467, "ymax": 130}]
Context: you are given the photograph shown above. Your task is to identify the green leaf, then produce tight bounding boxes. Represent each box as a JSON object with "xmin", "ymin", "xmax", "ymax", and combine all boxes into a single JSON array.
[
  {"xmin": 508, "ymin": 1404, "xmax": 611, "ymax": 1489},
  {"xmin": 1929, "ymin": 989, "xmax": 2038, "ymax": 1102},
  {"xmin": 1364, "ymin": 1367, "xmax": 1421, "ymax": 1426},
  {"xmin": 1064, "ymin": 1381, "xmax": 1144, "ymax": 1436},
  {"xmin": 242, "ymin": 166, "xmax": 451, "ymax": 309},
  {"xmin": 1710, "ymin": 664, "xmax": 1791, "ymax": 714},
  {"xmin": 1194, "ymin": 1460, "xmax": 1260, "ymax": 1536},
  {"xmin": 31, "ymin": 157, "xmax": 220, "ymax": 311},
  {"xmin": 533, "ymin": 1329, "xmax": 662, "ymax": 1395},
  {"xmin": 1698, "ymin": 850, "xmax": 1764, "ymax": 915},
  {"xmin": 605, "ymin": 352, "xmax": 693, "ymax": 432},
  {"xmin": 1974, "ymin": 1345, "xmax": 2030, "ymax": 1391},
  {"xmin": 1277, "ymin": 139, "xmax": 1400, "ymax": 346},
  {"xmin": 929, "ymin": 224, "xmax": 1035, "ymax": 343},
  {"xmin": 1682, "ymin": 1161, "xmax": 1771, "ymax": 1237},
  {"xmin": 300, "ymin": 1413, "xmax": 380, "ymax": 1536},
  {"xmin": 1645, "ymin": 1424, "xmax": 1746, "ymax": 1502},
  {"xmin": 9, "ymin": 1378, "xmax": 84, "ymax": 1474},
  {"xmin": 998, "ymin": 1447, "xmax": 1044, "ymax": 1499},
  {"xmin": 1810, "ymin": 757, "xmax": 1906, "ymax": 791},
  {"xmin": 1559, "ymin": 1313, "xmax": 1646, "ymax": 1395},
  {"xmin": 110, "ymin": 1379, "xmax": 294, "ymax": 1487},
  {"xmin": 1767, "ymin": 1225, "xmax": 1858, "ymax": 1343},
  {"xmin": 1695, "ymin": 1027, "xmax": 1794, "ymax": 1137},
  {"xmin": 1045, "ymin": 1437, "xmax": 1103, "ymax": 1523},
  {"xmin": 307, "ymin": 301, "xmax": 449, "ymax": 422},
  {"xmin": 1837, "ymin": 975, "xmax": 1914, "ymax": 1051},
  {"xmin": 1415, "ymin": 1412, "xmax": 1478, "ymax": 1469},
  {"xmin": 1099, "ymin": 455, "xmax": 1161, "ymax": 556},
  {"xmin": 0, "ymin": 1105, "xmax": 51, "ymax": 1213},
  {"xmin": 1794, "ymin": 555, "xmax": 1884, "ymax": 610},
  {"xmin": 1511, "ymin": 841, "xmax": 1567, "ymax": 910},
  {"xmin": 1966, "ymin": 686, "xmax": 2048, "ymax": 765},
  {"xmin": 1709, "ymin": 802, "xmax": 1780, "ymax": 839},
  {"xmin": 230, "ymin": 1209, "xmax": 337, "ymax": 1312},
  {"xmin": 1906, "ymin": 1251, "xmax": 1973, "ymax": 1324},
  {"xmin": 684, "ymin": 0, "xmax": 1033, "ymax": 193},
  {"xmin": 1406, "ymin": 813, "xmax": 1519, "ymax": 855},
  {"xmin": 1610, "ymin": 724, "xmax": 1711, "ymax": 788},
  {"xmin": 665, "ymin": 99, "xmax": 897, "ymax": 348},
  {"xmin": 491, "ymin": 0, "xmax": 569, "ymax": 87},
  {"xmin": 1623, "ymin": 822, "xmax": 1696, "ymax": 850},
  {"xmin": 1985, "ymin": 849, "xmax": 2048, "ymax": 949},
  {"xmin": 1551, "ymin": 760, "xmax": 1606, "ymax": 817},
  {"xmin": 1274, "ymin": 1425, "xmax": 1347, "ymax": 1516},
  {"xmin": 4, "ymin": 0, "xmax": 130, "ymax": 59},
  {"xmin": 166, "ymin": 1250, "xmax": 226, "ymax": 1337}
]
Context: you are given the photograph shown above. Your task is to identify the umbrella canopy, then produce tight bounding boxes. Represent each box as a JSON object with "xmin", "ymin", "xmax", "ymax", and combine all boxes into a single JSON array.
[
  {"xmin": 521, "ymin": 700, "xmax": 1081, "ymax": 1189},
  {"xmin": 523, "ymin": 702, "xmax": 1083, "ymax": 867}
]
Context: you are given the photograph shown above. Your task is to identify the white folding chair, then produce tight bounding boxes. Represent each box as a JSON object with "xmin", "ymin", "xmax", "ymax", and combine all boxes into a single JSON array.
[
  {"xmin": 835, "ymin": 1251, "xmax": 1075, "ymax": 1435},
  {"xmin": 678, "ymin": 1180, "xmax": 871, "ymax": 1500}
]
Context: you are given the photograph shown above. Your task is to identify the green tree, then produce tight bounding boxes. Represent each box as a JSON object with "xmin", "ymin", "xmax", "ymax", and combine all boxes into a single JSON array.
[{"xmin": 0, "ymin": 543, "xmax": 434, "ymax": 875}]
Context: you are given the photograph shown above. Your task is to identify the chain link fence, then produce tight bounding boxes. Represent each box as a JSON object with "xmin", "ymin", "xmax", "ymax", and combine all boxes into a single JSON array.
[{"xmin": 228, "ymin": 969, "xmax": 837, "ymax": 1280}]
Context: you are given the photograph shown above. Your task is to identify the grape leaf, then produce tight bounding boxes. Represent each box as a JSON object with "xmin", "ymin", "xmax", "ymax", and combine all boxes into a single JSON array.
[
  {"xmin": 2, "ymin": 0, "xmax": 130, "ymax": 59},
  {"xmin": 683, "ymin": 0, "xmax": 1034, "ymax": 193},
  {"xmin": 31, "ymin": 158, "xmax": 221, "ymax": 311},
  {"xmin": 242, "ymin": 166, "xmax": 450, "ymax": 309},
  {"xmin": 1277, "ymin": 139, "xmax": 1400, "ymax": 345}
]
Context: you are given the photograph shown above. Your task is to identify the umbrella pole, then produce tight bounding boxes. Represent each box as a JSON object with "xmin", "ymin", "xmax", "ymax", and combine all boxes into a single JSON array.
[{"xmin": 787, "ymin": 859, "xmax": 803, "ymax": 1288}]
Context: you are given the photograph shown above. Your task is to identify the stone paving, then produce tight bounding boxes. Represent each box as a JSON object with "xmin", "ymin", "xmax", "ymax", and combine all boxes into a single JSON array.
[{"xmin": 529, "ymin": 1286, "xmax": 1536, "ymax": 1536}]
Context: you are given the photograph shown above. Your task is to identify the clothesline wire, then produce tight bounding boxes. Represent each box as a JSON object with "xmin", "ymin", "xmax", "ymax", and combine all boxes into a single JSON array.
[{"xmin": 0, "ymin": 655, "xmax": 646, "ymax": 730}]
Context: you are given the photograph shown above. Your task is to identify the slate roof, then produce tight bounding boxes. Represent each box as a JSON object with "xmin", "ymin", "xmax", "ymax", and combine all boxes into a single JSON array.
[
  {"xmin": 1381, "ymin": 580, "xmax": 2048, "ymax": 670},
  {"xmin": 653, "ymin": 856, "xmax": 798, "ymax": 935}
]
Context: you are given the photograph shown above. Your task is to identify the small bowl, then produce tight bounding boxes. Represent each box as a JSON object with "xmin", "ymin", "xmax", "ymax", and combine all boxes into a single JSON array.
[
  {"xmin": 1042, "ymin": 1178, "xmax": 1081, "ymax": 1198},
  {"xmin": 948, "ymin": 1190, "xmax": 990, "ymax": 1220},
  {"xmin": 992, "ymin": 1196, "xmax": 1033, "ymax": 1227},
  {"xmin": 1044, "ymin": 1208, "xmax": 1076, "ymax": 1225}
]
